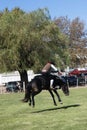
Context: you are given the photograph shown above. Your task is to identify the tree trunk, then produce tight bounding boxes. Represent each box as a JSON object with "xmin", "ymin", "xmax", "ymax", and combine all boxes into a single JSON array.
[{"xmin": 19, "ymin": 70, "xmax": 28, "ymax": 89}]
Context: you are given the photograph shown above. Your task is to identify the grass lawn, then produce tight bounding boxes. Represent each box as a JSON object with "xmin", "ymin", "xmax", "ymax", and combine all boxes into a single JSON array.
[{"xmin": 0, "ymin": 87, "xmax": 87, "ymax": 130}]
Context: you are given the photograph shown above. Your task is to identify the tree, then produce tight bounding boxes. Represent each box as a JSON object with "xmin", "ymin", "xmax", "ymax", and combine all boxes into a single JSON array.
[
  {"xmin": 54, "ymin": 16, "xmax": 70, "ymax": 35},
  {"xmin": 0, "ymin": 8, "xmax": 70, "ymax": 86},
  {"xmin": 54, "ymin": 16, "xmax": 87, "ymax": 68},
  {"xmin": 0, "ymin": 8, "xmax": 55, "ymax": 86},
  {"xmin": 69, "ymin": 17, "xmax": 87, "ymax": 67},
  {"xmin": 0, "ymin": 8, "xmax": 28, "ymax": 85}
]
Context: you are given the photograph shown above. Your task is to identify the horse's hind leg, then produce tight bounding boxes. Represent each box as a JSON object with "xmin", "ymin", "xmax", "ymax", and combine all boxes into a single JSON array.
[
  {"xmin": 31, "ymin": 94, "xmax": 35, "ymax": 107},
  {"xmin": 53, "ymin": 89, "xmax": 63, "ymax": 104},
  {"xmin": 28, "ymin": 97, "xmax": 31, "ymax": 106},
  {"xmin": 48, "ymin": 89, "xmax": 57, "ymax": 106}
]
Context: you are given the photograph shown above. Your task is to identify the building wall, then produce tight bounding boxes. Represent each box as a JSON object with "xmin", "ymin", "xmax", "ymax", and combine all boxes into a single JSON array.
[{"xmin": 0, "ymin": 70, "xmax": 35, "ymax": 85}]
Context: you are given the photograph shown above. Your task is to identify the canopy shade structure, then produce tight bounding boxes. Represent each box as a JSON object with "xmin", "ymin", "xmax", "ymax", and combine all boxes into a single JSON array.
[{"xmin": 69, "ymin": 69, "xmax": 87, "ymax": 76}]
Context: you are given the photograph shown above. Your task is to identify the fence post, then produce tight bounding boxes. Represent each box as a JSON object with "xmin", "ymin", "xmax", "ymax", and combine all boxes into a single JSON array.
[
  {"xmin": 0, "ymin": 87, "xmax": 2, "ymax": 94},
  {"xmin": 77, "ymin": 77, "xmax": 78, "ymax": 87},
  {"xmin": 85, "ymin": 76, "xmax": 87, "ymax": 86},
  {"xmin": 0, "ymin": 86, "xmax": 3, "ymax": 94}
]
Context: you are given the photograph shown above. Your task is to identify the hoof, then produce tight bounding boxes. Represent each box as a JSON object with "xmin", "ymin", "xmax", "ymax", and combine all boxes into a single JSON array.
[
  {"xmin": 21, "ymin": 98, "xmax": 28, "ymax": 102},
  {"xmin": 60, "ymin": 101, "xmax": 63, "ymax": 104},
  {"xmin": 54, "ymin": 103, "xmax": 57, "ymax": 106},
  {"xmin": 29, "ymin": 103, "xmax": 31, "ymax": 106}
]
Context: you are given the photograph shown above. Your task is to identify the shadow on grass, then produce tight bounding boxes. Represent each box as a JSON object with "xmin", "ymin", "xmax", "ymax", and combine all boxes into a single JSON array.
[{"xmin": 31, "ymin": 104, "xmax": 80, "ymax": 113}]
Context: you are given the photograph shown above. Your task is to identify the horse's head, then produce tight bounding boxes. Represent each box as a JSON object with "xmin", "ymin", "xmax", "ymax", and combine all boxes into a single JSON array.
[
  {"xmin": 60, "ymin": 77, "xmax": 69, "ymax": 96},
  {"xmin": 61, "ymin": 83, "xmax": 69, "ymax": 96},
  {"xmin": 52, "ymin": 76, "xmax": 69, "ymax": 96}
]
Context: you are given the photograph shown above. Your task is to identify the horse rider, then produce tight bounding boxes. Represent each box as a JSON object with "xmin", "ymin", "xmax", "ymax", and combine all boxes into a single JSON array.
[
  {"xmin": 41, "ymin": 61, "xmax": 63, "ymax": 89},
  {"xmin": 41, "ymin": 61, "xmax": 62, "ymax": 78},
  {"xmin": 42, "ymin": 62, "xmax": 68, "ymax": 91}
]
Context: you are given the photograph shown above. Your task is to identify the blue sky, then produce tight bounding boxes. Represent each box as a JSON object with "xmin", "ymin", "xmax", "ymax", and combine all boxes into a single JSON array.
[{"xmin": 0, "ymin": 0, "xmax": 87, "ymax": 28}]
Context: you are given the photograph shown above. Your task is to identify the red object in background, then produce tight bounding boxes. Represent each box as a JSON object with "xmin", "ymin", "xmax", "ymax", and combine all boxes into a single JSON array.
[
  {"xmin": 69, "ymin": 69, "xmax": 80, "ymax": 75},
  {"xmin": 79, "ymin": 70, "xmax": 87, "ymax": 74},
  {"xmin": 69, "ymin": 69, "xmax": 87, "ymax": 76}
]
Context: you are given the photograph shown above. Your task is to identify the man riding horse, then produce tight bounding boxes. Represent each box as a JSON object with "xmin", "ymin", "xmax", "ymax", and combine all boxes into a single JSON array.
[
  {"xmin": 41, "ymin": 61, "xmax": 63, "ymax": 88},
  {"xmin": 22, "ymin": 61, "xmax": 69, "ymax": 107},
  {"xmin": 41, "ymin": 61, "xmax": 62, "ymax": 79}
]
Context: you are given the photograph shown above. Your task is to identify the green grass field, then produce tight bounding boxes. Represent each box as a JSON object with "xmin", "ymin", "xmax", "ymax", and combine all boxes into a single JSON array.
[{"xmin": 0, "ymin": 87, "xmax": 87, "ymax": 130}]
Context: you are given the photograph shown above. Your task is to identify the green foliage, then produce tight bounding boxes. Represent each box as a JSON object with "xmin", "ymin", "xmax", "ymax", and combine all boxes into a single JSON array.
[
  {"xmin": 0, "ymin": 87, "xmax": 87, "ymax": 130},
  {"xmin": 54, "ymin": 16, "xmax": 87, "ymax": 68},
  {"xmin": 0, "ymin": 8, "xmax": 69, "ymax": 73}
]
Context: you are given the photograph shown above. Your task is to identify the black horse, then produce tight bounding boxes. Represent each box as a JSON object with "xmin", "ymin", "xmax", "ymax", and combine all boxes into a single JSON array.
[{"xmin": 22, "ymin": 74, "xmax": 69, "ymax": 107}]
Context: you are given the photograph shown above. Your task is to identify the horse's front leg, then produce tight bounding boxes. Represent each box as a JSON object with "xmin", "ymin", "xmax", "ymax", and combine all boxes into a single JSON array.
[
  {"xmin": 48, "ymin": 89, "xmax": 57, "ymax": 106},
  {"xmin": 31, "ymin": 93, "xmax": 35, "ymax": 107},
  {"xmin": 53, "ymin": 89, "xmax": 63, "ymax": 104},
  {"xmin": 28, "ymin": 96, "xmax": 32, "ymax": 106}
]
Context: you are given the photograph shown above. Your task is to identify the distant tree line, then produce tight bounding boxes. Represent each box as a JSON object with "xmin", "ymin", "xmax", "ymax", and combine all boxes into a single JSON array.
[
  {"xmin": 54, "ymin": 16, "xmax": 87, "ymax": 67},
  {"xmin": 0, "ymin": 7, "xmax": 87, "ymax": 85}
]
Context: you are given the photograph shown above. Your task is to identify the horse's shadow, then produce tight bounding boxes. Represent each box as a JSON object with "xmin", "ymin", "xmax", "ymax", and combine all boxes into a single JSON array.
[{"xmin": 31, "ymin": 104, "xmax": 80, "ymax": 113}]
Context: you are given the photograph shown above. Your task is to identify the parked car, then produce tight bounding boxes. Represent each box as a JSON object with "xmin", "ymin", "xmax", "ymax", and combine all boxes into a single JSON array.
[
  {"xmin": 77, "ymin": 73, "xmax": 86, "ymax": 86},
  {"xmin": 5, "ymin": 81, "xmax": 20, "ymax": 92},
  {"xmin": 62, "ymin": 75, "xmax": 77, "ymax": 87}
]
